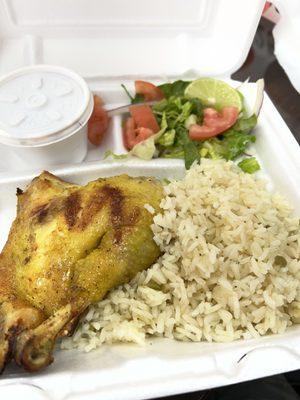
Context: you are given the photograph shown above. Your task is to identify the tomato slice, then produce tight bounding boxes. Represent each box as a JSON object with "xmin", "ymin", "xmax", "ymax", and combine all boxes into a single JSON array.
[
  {"xmin": 124, "ymin": 104, "xmax": 160, "ymax": 150},
  {"xmin": 123, "ymin": 118, "xmax": 154, "ymax": 150},
  {"xmin": 88, "ymin": 95, "xmax": 110, "ymax": 146},
  {"xmin": 135, "ymin": 80, "xmax": 164, "ymax": 101},
  {"xmin": 134, "ymin": 127, "xmax": 154, "ymax": 143},
  {"xmin": 123, "ymin": 117, "xmax": 136, "ymax": 150},
  {"xmin": 189, "ymin": 106, "xmax": 239, "ymax": 141},
  {"xmin": 129, "ymin": 104, "xmax": 160, "ymax": 133}
]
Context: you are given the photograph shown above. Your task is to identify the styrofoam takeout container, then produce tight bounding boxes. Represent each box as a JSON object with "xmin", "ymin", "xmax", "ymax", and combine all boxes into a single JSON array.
[{"xmin": 0, "ymin": 0, "xmax": 300, "ymax": 399}]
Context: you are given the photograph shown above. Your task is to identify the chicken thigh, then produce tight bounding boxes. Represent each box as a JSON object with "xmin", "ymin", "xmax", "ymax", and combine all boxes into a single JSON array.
[{"xmin": 0, "ymin": 172, "xmax": 163, "ymax": 373}]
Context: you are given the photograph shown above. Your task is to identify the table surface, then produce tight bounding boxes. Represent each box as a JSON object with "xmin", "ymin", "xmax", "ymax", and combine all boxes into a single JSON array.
[{"xmin": 154, "ymin": 16, "xmax": 300, "ymax": 400}]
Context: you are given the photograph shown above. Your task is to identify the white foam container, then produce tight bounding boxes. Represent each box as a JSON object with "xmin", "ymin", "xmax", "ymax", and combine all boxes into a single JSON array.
[{"xmin": 0, "ymin": 0, "xmax": 300, "ymax": 399}]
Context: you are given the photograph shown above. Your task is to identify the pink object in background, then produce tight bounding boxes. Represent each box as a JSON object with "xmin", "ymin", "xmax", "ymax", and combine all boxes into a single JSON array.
[{"xmin": 263, "ymin": 2, "xmax": 280, "ymax": 23}]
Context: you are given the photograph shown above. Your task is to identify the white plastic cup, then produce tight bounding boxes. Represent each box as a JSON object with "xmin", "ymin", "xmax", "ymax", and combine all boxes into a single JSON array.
[{"xmin": 0, "ymin": 65, "xmax": 94, "ymax": 171}]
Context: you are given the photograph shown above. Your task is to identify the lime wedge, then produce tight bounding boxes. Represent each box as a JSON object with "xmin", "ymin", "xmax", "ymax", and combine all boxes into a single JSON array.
[{"xmin": 184, "ymin": 78, "xmax": 243, "ymax": 111}]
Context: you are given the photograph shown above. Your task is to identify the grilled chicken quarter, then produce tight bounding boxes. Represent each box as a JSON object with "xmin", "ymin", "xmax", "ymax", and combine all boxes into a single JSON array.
[{"xmin": 0, "ymin": 172, "xmax": 163, "ymax": 373}]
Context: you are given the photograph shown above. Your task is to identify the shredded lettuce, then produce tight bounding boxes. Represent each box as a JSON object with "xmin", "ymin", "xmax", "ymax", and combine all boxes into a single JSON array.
[
  {"xmin": 238, "ymin": 157, "xmax": 260, "ymax": 173},
  {"xmin": 199, "ymin": 147, "xmax": 208, "ymax": 157},
  {"xmin": 188, "ymin": 98, "xmax": 203, "ymax": 118},
  {"xmin": 158, "ymin": 129, "xmax": 176, "ymax": 147},
  {"xmin": 185, "ymin": 114, "xmax": 197, "ymax": 129},
  {"xmin": 131, "ymin": 136, "xmax": 156, "ymax": 160},
  {"xmin": 233, "ymin": 114, "xmax": 257, "ymax": 133},
  {"xmin": 201, "ymin": 141, "xmax": 223, "ymax": 160},
  {"xmin": 202, "ymin": 129, "xmax": 256, "ymax": 161},
  {"xmin": 104, "ymin": 150, "xmax": 128, "ymax": 160},
  {"xmin": 152, "ymin": 96, "xmax": 202, "ymax": 168},
  {"xmin": 160, "ymin": 147, "xmax": 184, "ymax": 159},
  {"xmin": 154, "ymin": 112, "xmax": 168, "ymax": 142}
]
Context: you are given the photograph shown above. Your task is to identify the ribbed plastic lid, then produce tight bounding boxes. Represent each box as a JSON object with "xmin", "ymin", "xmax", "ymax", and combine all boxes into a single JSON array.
[{"xmin": 0, "ymin": 65, "xmax": 92, "ymax": 146}]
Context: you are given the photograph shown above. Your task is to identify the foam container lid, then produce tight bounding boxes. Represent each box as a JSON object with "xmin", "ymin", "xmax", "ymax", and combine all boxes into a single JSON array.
[
  {"xmin": 0, "ymin": 0, "xmax": 265, "ymax": 78},
  {"xmin": 0, "ymin": 1, "xmax": 300, "ymax": 399}
]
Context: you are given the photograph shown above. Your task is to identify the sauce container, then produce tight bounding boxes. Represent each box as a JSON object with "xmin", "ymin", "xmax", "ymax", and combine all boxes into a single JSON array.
[{"xmin": 0, "ymin": 65, "xmax": 93, "ymax": 171}]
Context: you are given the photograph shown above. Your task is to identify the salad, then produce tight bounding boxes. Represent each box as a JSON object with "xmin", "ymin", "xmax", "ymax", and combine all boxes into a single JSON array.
[{"xmin": 119, "ymin": 78, "xmax": 262, "ymax": 173}]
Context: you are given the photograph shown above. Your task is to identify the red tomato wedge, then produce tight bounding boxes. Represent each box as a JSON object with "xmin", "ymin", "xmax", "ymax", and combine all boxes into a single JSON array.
[
  {"xmin": 189, "ymin": 106, "xmax": 239, "ymax": 141},
  {"xmin": 123, "ymin": 119, "xmax": 154, "ymax": 150},
  {"xmin": 88, "ymin": 95, "xmax": 110, "ymax": 146},
  {"xmin": 123, "ymin": 117, "xmax": 136, "ymax": 150},
  {"xmin": 134, "ymin": 127, "xmax": 154, "ymax": 143},
  {"xmin": 135, "ymin": 80, "xmax": 164, "ymax": 101},
  {"xmin": 123, "ymin": 104, "xmax": 159, "ymax": 150},
  {"xmin": 129, "ymin": 104, "xmax": 160, "ymax": 133}
]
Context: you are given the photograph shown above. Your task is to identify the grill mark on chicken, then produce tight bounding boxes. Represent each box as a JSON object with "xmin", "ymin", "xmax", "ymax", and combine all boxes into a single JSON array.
[
  {"xmin": 75, "ymin": 186, "xmax": 126, "ymax": 244},
  {"xmin": 126, "ymin": 206, "xmax": 140, "ymax": 226},
  {"xmin": 64, "ymin": 192, "xmax": 81, "ymax": 229},
  {"xmin": 24, "ymin": 256, "xmax": 31, "ymax": 265},
  {"xmin": 101, "ymin": 185, "xmax": 124, "ymax": 244},
  {"xmin": 32, "ymin": 185, "xmax": 133, "ymax": 238},
  {"xmin": 6, "ymin": 322, "xmax": 22, "ymax": 352},
  {"xmin": 31, "ymin": 204, "xmax": 49, "ymax": 223},
  {"xmin": 76, "ymin": 188, "xmax": 106, "ymax": 230}
]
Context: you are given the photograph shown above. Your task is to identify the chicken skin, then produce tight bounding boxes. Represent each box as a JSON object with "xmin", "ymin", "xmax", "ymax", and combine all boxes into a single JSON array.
[{"xmin": 0, "ymin": 172, "xmax": 163, "ymax": 373}]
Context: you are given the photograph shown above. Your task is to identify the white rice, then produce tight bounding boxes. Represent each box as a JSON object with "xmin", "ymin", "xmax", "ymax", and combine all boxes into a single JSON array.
[{"xmin": 61, "ymin": 160, "xmax": 300, "ymax": 351}]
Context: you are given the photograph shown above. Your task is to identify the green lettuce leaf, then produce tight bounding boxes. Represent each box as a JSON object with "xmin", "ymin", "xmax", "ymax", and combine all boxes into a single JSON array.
[
  {"xmin": 160, "ymin": 146, "xmax": 185, "ymax": 159},
  {"xmin": 104, "ymin": 150, "xmax": 129, "ymax": 160},
  {"xmin": 153, "ymin": 95, "xmax": 203, "ymax": 168},
  {"xmin": 131, "ymin": 136, "xmax": 156, "ymax": 160},
  {"xmin": 185, "ymin": 114, "xmax": 197, "ymax": 129},
  {"xmin": 221, "ymin": 130, "xmax": 256, "ymax": 160},
  {"xmin": 238, "ymin": 157, "xmax": 260, "ymax": 173},
  {"xmin": 153, "ymin": 96, "xmax": 202, "ymax": 130},
  {"xmin": 188, "ymin": 98, "xmax": 203, "ymax": 119},
  {"xmin": 158, "ymin": 80, "xmax": 191, "ymax": 99},
  {"xmin": 177, "ymin": 125, "xmax": 200, "ymax": 169},
  {"xmin": 158, "ymin": 129, "xmax": 176, "ymax": 147},
  {"xmin": 233, "ymin": 114, "xmax": 257, "ymax": 133},
  {"xmin": 201, "ymin": 141, "xmax": 223, "ymax": 160},
  {"xmin": 202, "ymin": 130, "xmax": 256, "ymax": 161}
]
